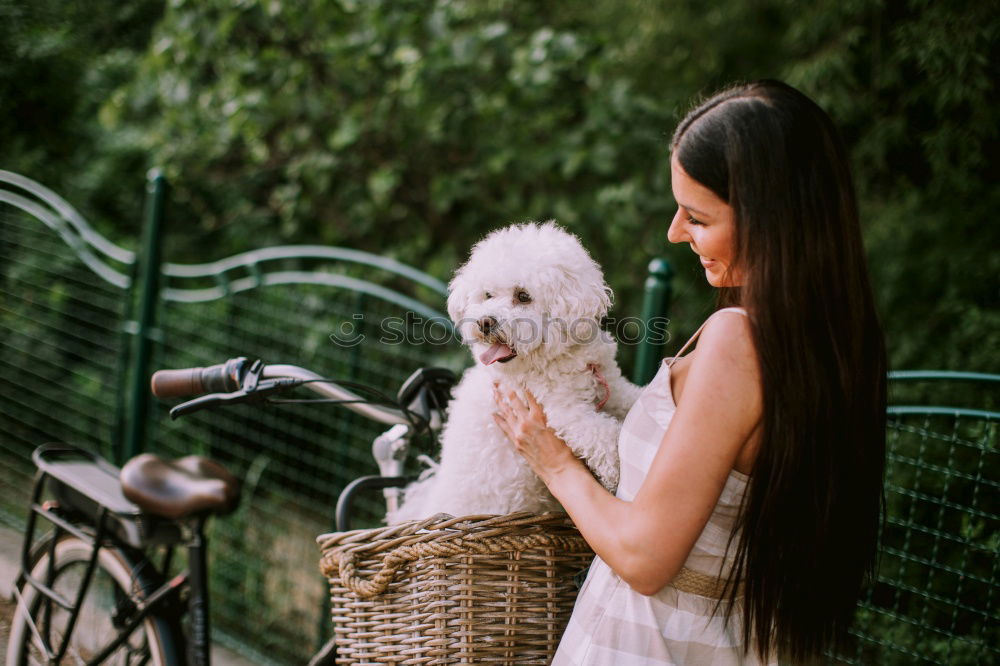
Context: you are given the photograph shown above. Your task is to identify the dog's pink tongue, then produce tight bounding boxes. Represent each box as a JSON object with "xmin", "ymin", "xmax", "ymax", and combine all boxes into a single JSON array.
[{"xmin": 480, "ymin": 343, "xmax": 514, "ymax": 365}]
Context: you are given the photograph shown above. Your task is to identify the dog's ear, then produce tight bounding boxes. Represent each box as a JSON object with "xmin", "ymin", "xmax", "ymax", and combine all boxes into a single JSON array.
[
  {"xmin": 575, "ymin": 268, "xmax": 613, "ymax": 321},
  {"xmin": 447, "ymin": 267, "xmax": 472, "ymax": 324},
  {"xmin": 548, "ymin": 268, "xmax": 613, "ymax": 322},
  {"xmin": 590, "ymin": 283, "xmax": 614, "ymax": 321}
]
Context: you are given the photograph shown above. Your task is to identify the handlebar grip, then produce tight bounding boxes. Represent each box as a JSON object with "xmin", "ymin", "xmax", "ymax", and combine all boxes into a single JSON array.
[
  {"xmin": 150, "ymin": 368, "xmax": 204, "ymax": 398},
  {"xmin": 151, "ymin": 358, "xmax": 247, "ymax": 398}
]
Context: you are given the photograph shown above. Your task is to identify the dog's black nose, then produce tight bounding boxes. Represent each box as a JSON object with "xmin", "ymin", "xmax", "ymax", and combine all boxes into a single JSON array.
[{"xmin": 478, "ymin": 316, "xmax": 498, "ymax": 335}]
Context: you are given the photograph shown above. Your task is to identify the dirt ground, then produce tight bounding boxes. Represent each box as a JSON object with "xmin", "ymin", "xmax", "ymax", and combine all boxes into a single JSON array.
[
  {"xmin": 1, "ymin": 523, "xmax": 19, "ymax": 658},
  {"xmin": 0, "ymin": 595, "xmax": 15, "ymax": 657}
]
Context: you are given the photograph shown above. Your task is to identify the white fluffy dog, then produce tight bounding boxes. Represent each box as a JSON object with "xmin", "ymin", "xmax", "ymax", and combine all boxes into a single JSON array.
[{"xmin": 388, "ymin": 221, "xmax": 643, "ymax": 523}]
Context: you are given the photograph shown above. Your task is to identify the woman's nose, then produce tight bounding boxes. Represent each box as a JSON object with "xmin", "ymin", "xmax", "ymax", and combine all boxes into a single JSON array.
[{"xmin": 666, "ymin": 210, "xmax": 686, "ymax": 244}]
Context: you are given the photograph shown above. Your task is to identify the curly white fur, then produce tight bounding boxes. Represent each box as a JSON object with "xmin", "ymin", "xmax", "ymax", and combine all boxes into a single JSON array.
[{"xmin": 387, "ymin": 221, "xmax": 643, "ymax": 523}]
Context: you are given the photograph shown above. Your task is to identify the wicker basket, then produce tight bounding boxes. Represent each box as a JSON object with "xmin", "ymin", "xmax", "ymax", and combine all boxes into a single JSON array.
[{"xmin": 317, "ymin": 512, "xmax": 594, "ymax": 664}]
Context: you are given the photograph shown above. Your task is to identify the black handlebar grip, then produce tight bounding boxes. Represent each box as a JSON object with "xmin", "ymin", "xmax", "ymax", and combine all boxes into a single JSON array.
[{"xmin": 151, "ymin": 358, "xmax": 247, "ymax": 398}]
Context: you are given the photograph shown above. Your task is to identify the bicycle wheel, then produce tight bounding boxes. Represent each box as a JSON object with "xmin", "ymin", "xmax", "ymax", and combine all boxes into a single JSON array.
[{"xmin": 6, "ymin": 534, "xmax": 181, "ymax": 665}]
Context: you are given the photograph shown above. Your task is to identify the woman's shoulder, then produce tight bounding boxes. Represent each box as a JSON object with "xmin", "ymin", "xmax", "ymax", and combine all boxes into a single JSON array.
[
  {"xmin": 698, "ymin": 308, "xmax": 755, "ymax": 353},
  {"xmin": 690, "ymin": 309, "xmax": 760, "ymax": 398},
  {"xmin": 668, "ymin": 306, "xmax": 760, "ymax": 415}
]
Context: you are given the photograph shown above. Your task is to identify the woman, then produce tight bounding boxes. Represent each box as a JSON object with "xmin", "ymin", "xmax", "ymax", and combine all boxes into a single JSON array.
[{"xmin": 492, "ymin": 80, "xmax": 887, "ymax": 664}]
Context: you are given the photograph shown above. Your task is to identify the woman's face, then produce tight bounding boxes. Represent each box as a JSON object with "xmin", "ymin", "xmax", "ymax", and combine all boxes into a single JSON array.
[{"xmin": 667, "ymin": 155, "xmax": 743, "ymax": 288}]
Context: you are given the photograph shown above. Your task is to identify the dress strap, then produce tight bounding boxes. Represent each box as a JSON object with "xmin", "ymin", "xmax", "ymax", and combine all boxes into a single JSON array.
[{"xmin": 667, "ymin": 307, "xmax": 749, "ymax": 369}]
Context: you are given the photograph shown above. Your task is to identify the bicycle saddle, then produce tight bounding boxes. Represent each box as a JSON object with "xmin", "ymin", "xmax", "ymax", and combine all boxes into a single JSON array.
[{"xmin": 120, "ymin": 454, "xmax": 241, "ymax": 520}]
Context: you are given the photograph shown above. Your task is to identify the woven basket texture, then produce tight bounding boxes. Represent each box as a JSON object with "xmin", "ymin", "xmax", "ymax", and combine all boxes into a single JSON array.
[{"xmin": 317, "ymin": 512, "xmax": 594, "ymax": 664}]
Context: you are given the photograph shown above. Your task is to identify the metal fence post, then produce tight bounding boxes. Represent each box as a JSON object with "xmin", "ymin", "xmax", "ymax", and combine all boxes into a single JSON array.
[
  {"xmin": 123, "ymin": 169, "xmax": 167, "ymax": 463},
  {"xmin": 632, "ymin": 258, "xmax": 673, "ymax": 386}
]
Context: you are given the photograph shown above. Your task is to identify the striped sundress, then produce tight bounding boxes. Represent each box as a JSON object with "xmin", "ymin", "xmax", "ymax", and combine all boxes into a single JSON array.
[{"xmin": 552, "ymin": 307, "xmax": 778, "ymax": 665}]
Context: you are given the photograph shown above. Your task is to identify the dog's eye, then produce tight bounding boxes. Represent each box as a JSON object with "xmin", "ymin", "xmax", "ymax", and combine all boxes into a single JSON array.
[
  {"xmin": 484, "ymin": 291, "xmax": 492, "ymax": 299},
  {"xmin": 516, "ymin": 290, "xmax": 532, "ymax": 304}
]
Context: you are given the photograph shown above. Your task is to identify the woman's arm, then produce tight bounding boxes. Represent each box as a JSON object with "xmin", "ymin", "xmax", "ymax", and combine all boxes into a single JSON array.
[{"xmin": 493, "ymin": 312, "xmax": 762, "ymax": 595}]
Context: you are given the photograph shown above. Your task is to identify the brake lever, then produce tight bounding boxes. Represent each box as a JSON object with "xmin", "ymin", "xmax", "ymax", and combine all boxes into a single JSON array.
[
  {"xmin": 169, "ymin": 377, "xmax": 304, "ymax": 419},
  {"xmin": 169, "ymin": 391, "xmax": 243, "ymax": 419}
]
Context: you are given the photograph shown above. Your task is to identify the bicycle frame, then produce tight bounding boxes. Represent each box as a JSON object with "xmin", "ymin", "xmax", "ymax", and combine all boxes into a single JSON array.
[{"xmin": 17, "ymin": 464, "xmax": 190, "ymax": 665}]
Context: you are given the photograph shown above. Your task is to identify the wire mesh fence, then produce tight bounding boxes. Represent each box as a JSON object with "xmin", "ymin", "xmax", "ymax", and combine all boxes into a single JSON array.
[
  {"xmin": 0, "ymin": 198, "xmax": 132, "ymax": 531},
  {"xmin": 831, "ymin": 383, "xmax": 999, "ymax": 665},
  {"xmin": 0, "ymin": 170, "xmax": 470, "ymax": 663}
]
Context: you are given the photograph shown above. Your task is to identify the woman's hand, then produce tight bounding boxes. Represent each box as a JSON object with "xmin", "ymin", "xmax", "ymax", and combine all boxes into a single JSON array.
[{"xmin": 491, "ymin": 383, "xmax": 580, "ymax": 485}]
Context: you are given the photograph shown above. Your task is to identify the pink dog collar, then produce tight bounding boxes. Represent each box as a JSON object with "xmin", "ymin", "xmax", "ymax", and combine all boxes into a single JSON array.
[{"xmin": 587, "ymin": 363, "xmax": 611, "ymax": 410}]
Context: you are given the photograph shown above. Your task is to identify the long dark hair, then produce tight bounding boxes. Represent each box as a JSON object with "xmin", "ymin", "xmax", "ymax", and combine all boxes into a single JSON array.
[{"xmin": 672, "ymin": 80, "xmax": 887, "ymax": 662}]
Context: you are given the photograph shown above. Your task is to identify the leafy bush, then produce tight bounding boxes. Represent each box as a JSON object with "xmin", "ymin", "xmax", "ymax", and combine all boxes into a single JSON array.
[{"xmin": 5, "ymin": 0, "xmax": 996, "ymax": 370}]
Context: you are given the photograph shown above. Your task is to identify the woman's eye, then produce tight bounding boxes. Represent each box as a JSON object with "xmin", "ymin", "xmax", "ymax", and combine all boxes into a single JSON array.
[
  {"xmin": 687, "ymin": 215, "xmax": 704, "ymax": 226},
  {"xmin": 516, "ymin": 291, "xmax": 532, "ymax": 304}
]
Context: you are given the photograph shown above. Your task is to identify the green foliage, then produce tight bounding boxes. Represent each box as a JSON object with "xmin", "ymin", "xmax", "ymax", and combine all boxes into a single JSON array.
[
  {"xmin": 5, "ymin": 0, "xmax": 994, "ymax": 371},
  {"xmin": 0, "ymin": 0, "xmax": 163, "ymax": 244},
  {"xmin": 101, "ymin": 0, "xmax": 679, "ymax": 295},
  {"xmin": 776, "ymin": 0, "xmax": 999, "ymax": 375}
]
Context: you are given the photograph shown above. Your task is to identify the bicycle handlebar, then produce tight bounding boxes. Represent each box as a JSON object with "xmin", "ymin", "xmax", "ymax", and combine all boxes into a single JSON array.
[
  {"xmin": 151, "ymin": 358, "xmax": 412, "ymax": 427},
  {"xmin": 150, "ymin": 358, "xmax": 247, "ymax": 398},
  {"xmin": 262, "ymin": 364, "xmax": 411, "ymax": 426}
]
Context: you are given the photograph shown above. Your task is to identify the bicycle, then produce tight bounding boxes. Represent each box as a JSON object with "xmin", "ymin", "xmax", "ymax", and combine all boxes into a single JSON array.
[{"xmin": 5, "ymin": 357, "xmax": 455, "ymax": 666}]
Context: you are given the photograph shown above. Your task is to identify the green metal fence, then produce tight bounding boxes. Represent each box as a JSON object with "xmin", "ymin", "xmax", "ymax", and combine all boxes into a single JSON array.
[
  {"xmin": 832, "ymin": 373, "xmax": 999, "ymax": 665},
  {"xmin": 1, "ymin": 170, "xmax": 997, "ymax": 664},
  {"xmin": 0, "ymin": 169, "xmax": 467, "ymax": 663},
  {"xmin": 0, "ymin": 169, "xmax": 133, "ymax": 524}
]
